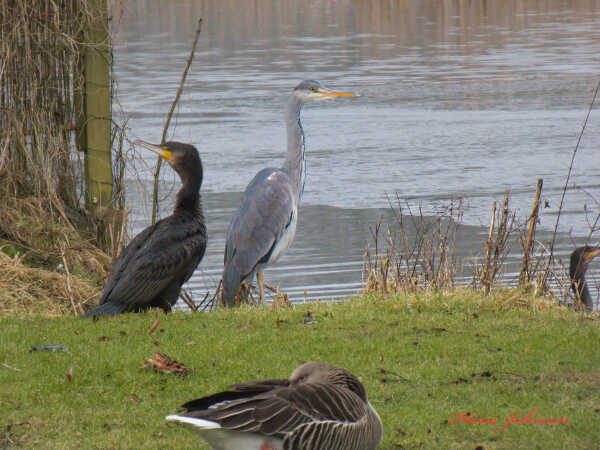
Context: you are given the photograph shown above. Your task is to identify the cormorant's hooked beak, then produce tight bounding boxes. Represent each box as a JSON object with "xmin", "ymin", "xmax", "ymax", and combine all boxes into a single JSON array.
[
  {"xmin": 134, "ymin": 140, "xmax": 172, "ymax": 161},
  {"xmin": 587, "ymin": 248, "xmax": 600, "ymax": 260},
  {"xmin": 317, "ymin": 87, "xmax": 359, "ymax": 98}
]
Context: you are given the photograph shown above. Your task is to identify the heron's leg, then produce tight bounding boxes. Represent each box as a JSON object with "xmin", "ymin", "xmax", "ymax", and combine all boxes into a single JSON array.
[{"xmin": 257, "ymin": 270, "xmax": 264, "ymax": 303}]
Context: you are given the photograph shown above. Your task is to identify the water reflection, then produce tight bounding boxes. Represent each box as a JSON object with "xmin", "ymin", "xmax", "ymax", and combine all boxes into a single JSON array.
[{"xmin": 113, "ymin": 0, "xmax": 600, "ymax": 304}]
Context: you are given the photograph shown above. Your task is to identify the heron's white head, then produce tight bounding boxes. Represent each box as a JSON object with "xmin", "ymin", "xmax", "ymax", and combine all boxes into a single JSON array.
[{"xmin": 292, "ymin": 80, "xmax": 358, "ymax": 103}]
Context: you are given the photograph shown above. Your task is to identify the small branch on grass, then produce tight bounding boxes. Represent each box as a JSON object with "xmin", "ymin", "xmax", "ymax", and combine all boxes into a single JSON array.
[
  {"xmin": 1, "ymin": 362, "xmax": 21, "ymax": 371},
  {"xmin": 151, "ymin": 18, "xmax": 203, "ymax": 224},
  {"xmin": 180, "ymin": 288, "xmax": 198, "ymax": 312},
  {"xmin": 76, "ymin": 292, "xmax": 101, "ymax": 311}
]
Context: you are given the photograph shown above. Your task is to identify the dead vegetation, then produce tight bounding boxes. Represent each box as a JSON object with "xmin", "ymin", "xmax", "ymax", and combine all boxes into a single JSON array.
[
  {"xmin": 0, "ymin": 0, "xmax": 126, "ymax": 315},
  {"xmin": 143, "ymin": 352, "xmax": 190, "ymax": 377},
  {"xmin": 0, "ymin": 250, "xmax": 100, "ymax": 316},
  {"xmin": 363, "ymin": 179, "xmax": 596, "ymax": 308},
  {"xmin": 363, "ymin": 199, "xmax": 464, "ymax": 295}
]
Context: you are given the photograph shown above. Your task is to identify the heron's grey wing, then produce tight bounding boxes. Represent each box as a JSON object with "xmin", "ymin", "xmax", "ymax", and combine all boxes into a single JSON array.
[
  {"xmin": 101, "ymin": 216, "xmax": 206, "ymax": 308},
  {"xmin": 225, "ymin": 168, "xmax": 295, "ymax": 279}
]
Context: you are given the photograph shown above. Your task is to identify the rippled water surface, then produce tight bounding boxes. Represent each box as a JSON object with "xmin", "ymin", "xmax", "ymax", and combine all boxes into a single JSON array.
[{"xmin": 112, "ymin": 0, "xmax": 600, "ymax": 304}]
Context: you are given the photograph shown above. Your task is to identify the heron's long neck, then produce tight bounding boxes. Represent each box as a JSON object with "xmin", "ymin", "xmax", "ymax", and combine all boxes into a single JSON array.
[{"xmin": 282, "ymin": 96, "xmax": 306, "ymax": 202}]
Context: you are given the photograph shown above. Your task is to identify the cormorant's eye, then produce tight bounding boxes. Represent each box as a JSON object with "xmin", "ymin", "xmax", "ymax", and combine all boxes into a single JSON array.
[{"xmin": 309, "ymin": 86, "xmax": 317, "ymax": 92}]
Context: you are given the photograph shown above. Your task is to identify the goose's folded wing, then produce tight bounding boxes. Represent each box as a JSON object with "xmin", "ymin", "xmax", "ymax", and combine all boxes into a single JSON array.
[{"xmin": 182, "ymin": 382, "xmax": 366, "ymax": 438}]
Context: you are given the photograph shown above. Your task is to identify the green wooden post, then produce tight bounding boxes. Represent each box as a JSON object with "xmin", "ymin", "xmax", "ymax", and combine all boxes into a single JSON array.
[{"xmin": 83, "ymin": 0, "xmax": 112, "ymax": 209}]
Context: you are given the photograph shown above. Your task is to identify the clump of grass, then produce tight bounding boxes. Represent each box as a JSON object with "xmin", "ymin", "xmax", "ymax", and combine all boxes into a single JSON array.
[
  {"xmin": 476, "ymin": 193, "xmax": 516, "ymax": 294},
  {"xmin": 363, "ymin": 199, "xmax": 463, "ymax": 294},
  {"xmin": 363, "ymin": 185, "xmax": 597, "ymax": 309},
  {"xmin": 0, "ymin": 250, "xmax": 100, "ymax": 316},
  {"xmin": 0, "ymin": 195, "xmax": 111, "ymax": 278}
]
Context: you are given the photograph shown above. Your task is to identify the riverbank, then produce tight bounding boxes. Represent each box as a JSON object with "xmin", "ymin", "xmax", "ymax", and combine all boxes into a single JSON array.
[{"xmin": 1, "ymin": 291, "xmax": 598, "ymax": 448}]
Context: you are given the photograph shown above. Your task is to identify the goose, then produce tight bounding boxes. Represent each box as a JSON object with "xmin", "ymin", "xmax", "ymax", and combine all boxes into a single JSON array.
[{"xmin": 166, "ymin": 361, "xmax": 382, "ymax": 449}]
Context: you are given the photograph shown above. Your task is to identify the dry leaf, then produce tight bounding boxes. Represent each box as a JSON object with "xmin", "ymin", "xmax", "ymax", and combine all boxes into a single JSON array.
[
  {"xmin": 130, "ymin": 394, "xmax": 140, "ymax": 402},
  {"xmin": 147, "ymin": 319, "xmax": 160, "ymax": 335},
  {"xmin": 66, "ymin": 366, "xmax": 73, "ymax": 382},
  {"xmin": 143, "ymin": 352, "xmax": 189, "ymax": 376}
]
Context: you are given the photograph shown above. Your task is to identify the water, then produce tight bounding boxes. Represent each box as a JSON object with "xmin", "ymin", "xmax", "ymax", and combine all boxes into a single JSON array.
[{"xmin": 111, "ymin": 0, "xmax": 600, "ymax": 305}]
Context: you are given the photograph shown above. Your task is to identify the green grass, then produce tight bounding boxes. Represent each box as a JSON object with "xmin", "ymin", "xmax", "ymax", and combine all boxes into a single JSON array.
[{"xmin": 1, "ymin": 291, "xmax": 599, "ymax": 449}]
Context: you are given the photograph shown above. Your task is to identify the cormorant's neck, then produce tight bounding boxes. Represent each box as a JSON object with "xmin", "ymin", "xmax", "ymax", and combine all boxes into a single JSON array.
[
  {"xmin": 572, "ymin": 278, "xmax": 592, "ymax": 311},
  {"xmin": 282, "ymin": 95, "xmax": 306, "ymax": 202},
  {"xmin": 173, "ymin": 175, "xmax": 202, "ymax": 219},
  {"xmin": 570, "ymin": 262, "xmax": 593, "ymax": 311}
]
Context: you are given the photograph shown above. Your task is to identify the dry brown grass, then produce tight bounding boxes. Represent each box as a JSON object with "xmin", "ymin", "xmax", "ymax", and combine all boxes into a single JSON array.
[
  {"xmin": 0, "ymin": 0, "xmax": 127, "ymax": 316},
  {"xmin": 0, "ymin": 250, "xmax": 100, "ymax": 316},
  {"xmin": 0, "ymin": 196, "xmax": 111, "ymax": 277},
  {"xmin": 363, "ymin": 200, "xmax": 463, "ymax": 295},
  {"xmin": 362, "ymin": 189, "xmax": 590, "ymax": 309}
]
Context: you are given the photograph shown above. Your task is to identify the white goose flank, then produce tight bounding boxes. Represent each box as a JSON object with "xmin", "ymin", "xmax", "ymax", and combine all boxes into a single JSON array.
[{"xmin": 166, "ymin": 361, "xmax": 383, "ymax": 449}]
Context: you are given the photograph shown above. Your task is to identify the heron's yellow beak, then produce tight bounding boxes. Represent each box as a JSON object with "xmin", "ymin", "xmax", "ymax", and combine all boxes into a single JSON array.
[
  {"xmin": 317, "ymin": 87, "xmax": 358, "ymax": 98},
  {"xmin": 134, "ymin": 140, "xmax": 172, "ymax": 161},
  {"xmin": 587, "ymin": 249, "xmax": 600, "ymax": 260}
]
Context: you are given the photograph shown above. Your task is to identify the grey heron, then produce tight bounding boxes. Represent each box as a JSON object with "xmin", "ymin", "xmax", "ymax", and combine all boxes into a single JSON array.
[
  {"xmin": 569, "ymin": 245, "xmax": 599, "ymax": 311},
  {"xmin": 166, "ymin": 361, "xmax": 383, "ymax": 450},
  {"xmin": 222, "ymin": 80, "xmax": 357, "ymax": 306},
  {"xmin": 85, "ymin": 141, "xmax": 207, "ymax": 317}
]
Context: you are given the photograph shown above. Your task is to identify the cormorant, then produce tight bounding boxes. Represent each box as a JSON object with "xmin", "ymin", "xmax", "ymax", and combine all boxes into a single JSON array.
[
  {"xmin": 569, "ymin": 245, "xmax": 599, "ymax": 312},
  {"xmin": 85, "ymin": 141, "xmax": 206, "ymax": 317}
]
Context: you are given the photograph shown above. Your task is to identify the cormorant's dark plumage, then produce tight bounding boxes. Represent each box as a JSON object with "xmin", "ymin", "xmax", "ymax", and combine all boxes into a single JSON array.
[
  {"xmin": 569, "ymin": 245, "xmax": 599, "ymax": 312},
  {"xmin": 85, "ymin": 141, "xmax": 207, "ymax": 317}
]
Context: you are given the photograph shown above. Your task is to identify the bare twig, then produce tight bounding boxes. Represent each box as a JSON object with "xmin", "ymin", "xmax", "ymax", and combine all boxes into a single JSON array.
[
  {"xmin": 519, "ymin": 179, "xmax": 543, "ymax": 286},
  {"xmin": 60, "ymin": 245, "xmax": 78, "ymax": 316},
  {"xmin": 180, "ymin": 288, "xmax": 198, "ymax": 312},
  {"xmin": 151, "ymin": 18, "xmax": 203, "ymax": 224},
  {"xmin": 1, "ymin": 362, "xmax": 21, "ymax": 371},
  {"xmin": 543, "ymin": 79, "xmax": 600, "ymax": 284}
]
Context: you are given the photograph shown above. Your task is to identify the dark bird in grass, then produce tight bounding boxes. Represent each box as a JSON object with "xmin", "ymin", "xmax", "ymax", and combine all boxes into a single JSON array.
[
  {"xmin": 166, "ymin": 361, "xmax": 382, "ymax": 450},
  {"xmin": 222, "ymin": 80, "xmax": 357, "ymax": 306},
  {"xmin": 85, "ymin": 141, "xmax": 206, "ymax": 317},
  {"xmin": 569, "ymin": 245, "xmax": 599, "ymax": 312}
]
